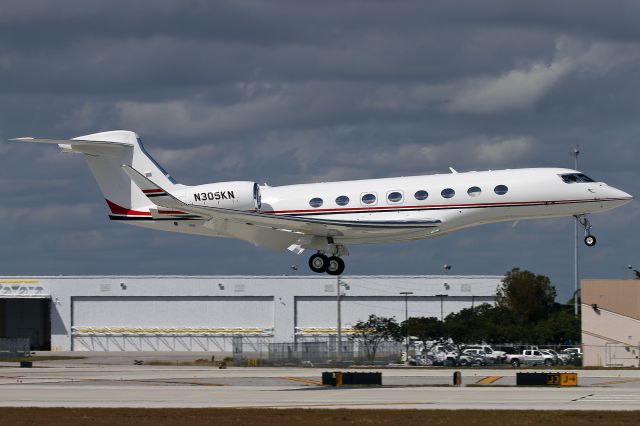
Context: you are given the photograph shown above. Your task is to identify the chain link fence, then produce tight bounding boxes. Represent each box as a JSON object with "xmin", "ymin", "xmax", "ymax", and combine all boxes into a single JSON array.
[
  {"xmin": 222, "ymin": 339, "xmax": 404, "ymax": 366},
  {"xmin": 231, "ymin": 340, "xmax": 587, "ymax": 367}
]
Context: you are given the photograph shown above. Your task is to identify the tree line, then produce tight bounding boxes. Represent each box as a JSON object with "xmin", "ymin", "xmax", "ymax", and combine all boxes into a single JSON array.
[{"xmin": 350, "ymin": 268, "xmax": 580, "ymax": 358}]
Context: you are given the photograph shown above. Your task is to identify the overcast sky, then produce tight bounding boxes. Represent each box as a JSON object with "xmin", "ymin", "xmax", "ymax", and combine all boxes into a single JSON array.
[{"xmin": 1, "ymin": 1, "xmax": 638, "ymax": 300}]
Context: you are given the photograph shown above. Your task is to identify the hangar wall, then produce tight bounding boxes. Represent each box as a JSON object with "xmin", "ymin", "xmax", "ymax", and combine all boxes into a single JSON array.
[
  {"xmin": 582, "ymin": 279, "xmax": 640, "ymax": 367},
  {"xmin": 0, "ymin": 275, "xmax": 500, "ymax": 352},
  {"xmin": 295, "ymin": 296, "xmax": 484, "ymax": 329}
]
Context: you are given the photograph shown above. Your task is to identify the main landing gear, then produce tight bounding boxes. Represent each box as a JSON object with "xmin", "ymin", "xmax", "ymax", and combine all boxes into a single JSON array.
[
  {"xmin": 575, "ymin": 215, "xmax": 596, "ymax": 247},
  {"xmin": 308, "ymin": 252, "xmax": 346, "ymax": 276}
]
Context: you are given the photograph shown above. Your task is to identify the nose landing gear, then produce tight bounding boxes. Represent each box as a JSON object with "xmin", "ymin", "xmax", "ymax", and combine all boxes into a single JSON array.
[
  {"xmin": 575, "ymin": 215, "xmax": 596, "ymax": 247},
  {"xmin": 584, "ymin": 235, "xmax": 596, "ymax": 247}
]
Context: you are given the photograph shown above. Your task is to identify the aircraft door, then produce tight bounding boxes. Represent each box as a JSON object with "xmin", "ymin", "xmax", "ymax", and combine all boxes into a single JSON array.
[{"xmin": 254, "ymin": 183, "xmax": 262, "ymax": 212}]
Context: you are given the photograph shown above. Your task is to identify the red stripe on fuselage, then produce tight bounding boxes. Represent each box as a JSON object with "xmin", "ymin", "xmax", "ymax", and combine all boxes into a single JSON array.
[
  {"xmin": 142, "ymin": 189, "xmax": 164, "ymax": 194},
  {"xmin": 105, "ymin": 199, "xmax": 152, "ymax": 216}
]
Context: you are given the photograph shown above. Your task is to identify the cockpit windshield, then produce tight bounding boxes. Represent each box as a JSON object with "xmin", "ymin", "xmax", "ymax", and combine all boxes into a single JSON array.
[{"xmin": 560, "ymin": 173, "xmax": 595, "ymax": 184}]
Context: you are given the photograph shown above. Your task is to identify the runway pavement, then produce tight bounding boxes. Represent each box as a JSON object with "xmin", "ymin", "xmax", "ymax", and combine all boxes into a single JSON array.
[{"xmin": 1, "ymin": 363, "xmax": 640, "ymax": 410}]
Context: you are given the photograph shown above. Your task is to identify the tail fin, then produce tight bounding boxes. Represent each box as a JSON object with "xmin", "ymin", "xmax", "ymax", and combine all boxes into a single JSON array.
[{"xmin": 13, "ymin": 130, "xmax": 179, "ymax": 216}]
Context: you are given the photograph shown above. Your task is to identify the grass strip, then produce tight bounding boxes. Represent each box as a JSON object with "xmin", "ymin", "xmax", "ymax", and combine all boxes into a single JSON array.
[{"xmin": 0, "ymin": 408, "xmax": 638, "ymax": 426}]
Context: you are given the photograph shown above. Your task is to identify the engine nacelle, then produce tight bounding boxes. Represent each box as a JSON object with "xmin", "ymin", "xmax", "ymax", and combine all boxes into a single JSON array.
[{"xmin": 180, "ymin": 181, "xmax": 261, "ymax": 211}]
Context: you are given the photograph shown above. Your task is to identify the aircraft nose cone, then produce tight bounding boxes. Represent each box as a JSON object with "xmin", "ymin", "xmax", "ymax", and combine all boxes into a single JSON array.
[{"xmin": 612, "ymin": 187, "xmax": 633, "ymax": 203}]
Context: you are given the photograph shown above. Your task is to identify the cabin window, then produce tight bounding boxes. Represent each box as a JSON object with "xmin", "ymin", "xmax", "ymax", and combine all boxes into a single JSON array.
[
  {"xmin": 309, "ymin": 197, "xmax": 323, "ymax": 208},
  {"xmin": 414, "ymin": 190, "xmax": 429, "ymax": 200},
  {"xmin": 560, "ymin": 173, "xmax": 595, "ymax": 183},
  {"xmin": 441, "ymin": 188, "xmax": 455, "ymax": 199},
  {"xmin": 387, "ymin": 191, "xmax": 403, "ymax": 203},
  {"xmin": 361, "ymin": 193, "xmax": 377, "ymax": 205},
  {"xmin": 335, "ymin": 195, "xmax": 350, "ymax": 206},
  {"xmin": 467, "ymin": 186, "xmax": 481, "ymax": 197},
  {"xmin": 494, "ymin": 185, "xmax": 509, "ymax": 195}
]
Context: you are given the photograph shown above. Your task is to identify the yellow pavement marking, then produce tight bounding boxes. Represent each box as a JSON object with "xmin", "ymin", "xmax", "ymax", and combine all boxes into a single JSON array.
[
  {"xmin": 476, "ymin": 376, "xmax": 501, "ymax": 385},
  {"xmin": 281, "ymin": 377, "xmax": 324, "ymax": 386},
  {"xmin": 0, "ymin": 279, "xmax": 40, "ymax": 283},
  {"xmin": 591, "ymin": 378, "xmax": 640, "ymax": 386}
]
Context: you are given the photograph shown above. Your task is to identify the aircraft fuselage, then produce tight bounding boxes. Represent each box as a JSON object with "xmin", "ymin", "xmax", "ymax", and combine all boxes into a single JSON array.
[{"xmin": 15, "ymin": 130, "xmax": 632, "ymax": 275}]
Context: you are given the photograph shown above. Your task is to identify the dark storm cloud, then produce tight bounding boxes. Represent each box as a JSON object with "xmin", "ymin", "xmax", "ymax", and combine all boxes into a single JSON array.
[{"xmin": 1, "ymin": 0, "xmax": 639, "ymax": 299}]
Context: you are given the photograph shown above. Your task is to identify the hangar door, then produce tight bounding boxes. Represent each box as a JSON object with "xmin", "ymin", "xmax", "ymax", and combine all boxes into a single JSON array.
[
  {"xmin": 71, "ymin": 296, "xmax": 274, "ymax": 351},
  {"xmin": 0, "ymin": 298, "xmax": 51, "ymax": 350}
]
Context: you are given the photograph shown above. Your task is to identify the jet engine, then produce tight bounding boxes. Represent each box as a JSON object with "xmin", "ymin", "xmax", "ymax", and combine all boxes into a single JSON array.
[{"xmin": 184, "ymin": 181, "xmax": 261, "ymax": 211}]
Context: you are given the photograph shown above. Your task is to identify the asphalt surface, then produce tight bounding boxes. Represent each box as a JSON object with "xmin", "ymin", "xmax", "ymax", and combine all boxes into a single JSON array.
[{"xmin": 1, "ymin": 356, "xmax": 639, "ymax": 410}]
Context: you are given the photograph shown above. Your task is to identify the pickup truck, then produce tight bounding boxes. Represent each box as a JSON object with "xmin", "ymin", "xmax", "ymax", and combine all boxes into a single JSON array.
[{"xmin": 505, "ymin": 349, "xmax": 555, "ymax": 367}]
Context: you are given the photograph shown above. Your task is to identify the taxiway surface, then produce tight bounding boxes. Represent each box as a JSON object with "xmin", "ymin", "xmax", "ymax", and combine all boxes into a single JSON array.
[{"xmin": 1, "ymin": 364, "xmax": 640, "ymax": 410}]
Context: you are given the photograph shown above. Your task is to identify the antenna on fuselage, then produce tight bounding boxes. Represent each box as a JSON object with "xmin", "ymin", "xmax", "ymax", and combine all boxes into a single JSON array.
[{"xmin": 448, "ymin": 167, "xmax": 458, "ymax": 174}]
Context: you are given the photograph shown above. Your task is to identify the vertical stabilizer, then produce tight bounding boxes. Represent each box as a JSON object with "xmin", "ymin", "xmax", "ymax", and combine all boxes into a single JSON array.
[{"xmin": 70, "ymin": 130, "xmax": 179, "ymax": 216}]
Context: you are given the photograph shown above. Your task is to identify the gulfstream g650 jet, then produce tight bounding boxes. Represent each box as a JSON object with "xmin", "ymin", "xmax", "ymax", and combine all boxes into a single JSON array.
[{"xmin": 13, "ymin": 130, "xmax": 632, "ymax": 275}]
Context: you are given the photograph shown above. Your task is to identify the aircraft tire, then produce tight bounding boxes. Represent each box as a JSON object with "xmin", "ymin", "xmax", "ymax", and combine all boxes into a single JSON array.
[
  {"xmin": 584, "ymin": 235, "xmax": 596, "ymax": 246},
  {"xmin": 309, "ymin": 253, "xmax": 329, "ymax": 273},
  {"xmin": 326, "ymin": 256, "xmax": 345, "ymax": 276}
]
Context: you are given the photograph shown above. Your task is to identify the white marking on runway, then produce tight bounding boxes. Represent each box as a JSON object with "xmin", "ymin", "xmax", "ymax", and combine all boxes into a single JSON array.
[{"xmin": 574, "ymin": 394, "xmax": 640, "ymax": 403}]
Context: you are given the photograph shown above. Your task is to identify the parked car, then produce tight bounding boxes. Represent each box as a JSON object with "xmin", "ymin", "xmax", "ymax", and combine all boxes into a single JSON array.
[
  {"xmin": 428, "ymin": 344, "xmax": 460, "ymax": 366},
  {"xmin": 540, "ymin": 349, "xmax": 562, "ymax": 365},
  {"xmin": 464, "ymin": 345, "xmax": 506, "ymax": 363},
  {"xmin": 460, "ymin": 349, "xmax": 489, "ymax": 366},
  {"xmin": 408, "ymin": 354, "xmax": 433, "ymax": 366},
  {"xmin": 561, "ymin": 347, "xmax": 582, "ymax": 357},
  {"xmin": 505, "ymin": 349, "xmax": 555, "ymax": 367},
  {"xmin": 560, "ymin": 347, "xmax": 583, "ymax": 365}
]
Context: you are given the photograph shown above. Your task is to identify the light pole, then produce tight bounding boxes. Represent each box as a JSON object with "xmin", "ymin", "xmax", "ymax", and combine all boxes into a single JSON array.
[
  {"xmin": 336, "ymin": 276, "xmax": 348, "ymax": 362},
  {"xmin": 443, "ymin": 265, "xmax": 452, "ymax": 292},
  {"xmin": 436, "ymin": 294, "xmax": 448, "ymax": 321},
  {"xmin": 400, "ymin": 291, "xmax": 413, "ymax": 361},
  {"xmin": 572, "ymin": 145, "xmax": 580, "ymax": 317}
]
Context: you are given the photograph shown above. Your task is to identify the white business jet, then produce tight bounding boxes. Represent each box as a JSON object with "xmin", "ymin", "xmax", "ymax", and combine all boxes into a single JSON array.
[{"xmin": 13, "ymin": 130, "xmax": 632, "ymax": 275}]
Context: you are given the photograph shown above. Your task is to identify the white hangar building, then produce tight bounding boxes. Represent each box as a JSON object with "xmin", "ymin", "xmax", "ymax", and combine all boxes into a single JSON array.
[{"xmin": 0, "ymin": 275, "xmax": 500, "ymax": 352}]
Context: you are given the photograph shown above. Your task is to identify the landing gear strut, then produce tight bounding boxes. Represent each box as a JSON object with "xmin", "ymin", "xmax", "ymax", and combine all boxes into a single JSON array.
[{"xmin": 575, "ymin": 215, "xmax": 596, "ymax": 247}]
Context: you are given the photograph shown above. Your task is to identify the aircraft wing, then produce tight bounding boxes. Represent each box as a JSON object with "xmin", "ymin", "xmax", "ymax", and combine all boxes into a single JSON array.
[{"xmin": 122, "ymin": 165, "xmax": 441, "ymax": 241}]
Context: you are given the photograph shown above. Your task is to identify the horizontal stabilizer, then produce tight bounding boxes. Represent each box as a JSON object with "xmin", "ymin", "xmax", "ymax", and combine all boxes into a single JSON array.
[{"xmin": 10, "ymin": 137, "xmax": 131, "ymax": 149}]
